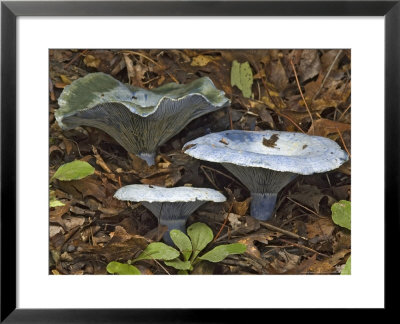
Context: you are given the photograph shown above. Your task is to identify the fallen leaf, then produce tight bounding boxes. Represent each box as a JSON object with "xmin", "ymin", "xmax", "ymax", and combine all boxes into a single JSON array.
[
  {"xmin": 227, "ymin": 213, "xmax": 242, "ymax": 231},
  {"xmin": 83, "ymin": 55, "xmax": 101, "ymax": 68},
  {"xmin": 262, "ymin": 134, "xmax": 279, "ymax": 148},
  {"xmin": 298, "ymin": 50, "xmax": 321, "ymax": 82},
  {"xmin": 232, "ymin": 197, "xmax": 251, "ymax": 216},
  {"xmin": 306, "ymin": 217, "xmax": 336, "ymax": 239},
  {"xmin": 267, "ymin": 58, "xmax": 288, "ymax": 92},
  {"xmin": 308, "ymin": 118, "xmax": 351, "ymax": 137},
  {"xmin": 50, "ymin": 202, "xmax": 71, "ymax": 229},
  {"xmin": 191, "ymin": 55, "xmax": 217, "ymax": 67},
  {"xmin": 59, "ymin": 74, "xmax": 72, "ymax": 85},
  {"xmin": 309, "ymin": 249, "xmax": 350, "ymax": 274},
  {"xmin": 289, "ymin": 184, "xmax": 336, "ymax": 214},
  {"xmin": 231, "ymin": 60, "xmax": 253, "ymax": 98}
]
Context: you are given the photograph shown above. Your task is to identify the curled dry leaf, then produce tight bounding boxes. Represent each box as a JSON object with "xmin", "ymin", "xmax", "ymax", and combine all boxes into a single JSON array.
[{"xmin": 307, "ymin": 118, "xmax": 351, "ymax": 137}]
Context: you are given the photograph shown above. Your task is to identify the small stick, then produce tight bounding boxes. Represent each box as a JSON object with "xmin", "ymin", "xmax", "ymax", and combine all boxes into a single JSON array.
[
  {"xmin": 279, "ymin": 238, "xmax": 329, "ymax": 257},
  {"xmin": 199, "ymin": 166, "xmax": 220, "ymax": 190},
  {"xmin": 213, "ymin": 203, "xmax": 234, "ymax": 243},
  {"xmin": 227, "ymin": 106, "xmax": 234, "ymax": 130},
  {"xmin": 338, "ymin": 104, "xmax": 351, "ymax": 122},
  {"xmin": 286, "ymin": 197, "xmax": 323, "ymax": 218},
  {"xmin": 135, "ymin": 248, "xmax": 171, "ymax": 275},
  {"xmin": 280, "ymin": 213, "xmax": 310, "ymax": 226},
  {"xmin": 64, "ymin": 49, "xmax": 88, "ymax": 69},
  {"xmin": 259, "ymin": 221, "xmax": 308, "ymax": 241},
  {"xmin": 252, "ymin": 99, "xmax": 306, "ymax": 134},
  {"xmin": 118, "ymin": 176, "xmax": 122, "ymax": 188},
  {"xmin": 200, "ymin": 165, "xmax": 246, "ymax": 189},
  {"xmin": 49, "ymin": 78, "xmax": 56, "ymax": 101},
  {"xmin": 336, "ymin": 127, "xmax": 351, "ymax": 158},
  {"xmin": 290, "ymin": 59, "xmax": 314, "ymax": 133}
]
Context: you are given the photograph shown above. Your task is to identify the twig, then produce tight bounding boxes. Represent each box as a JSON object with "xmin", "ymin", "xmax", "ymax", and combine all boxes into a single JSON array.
[
  {"xmin": 152, "ymin": 258, "xmax": 171, "ymax": 275},
  {"xmin": 137, "ymin": 250, "xmax": 171, "ymax": 275},
  {"xmin": 199, "ymin": 166, "xmax": 220, "ymax": 190},
  {"xmin": 252, "ymin": 99, "xmax": 306, "ymax": 134},
  {"xmin": 49, "ymin": 78, "xmax": 56, "ymax": 101},
  {"xmin": 337, "ymin": 104, "xmax": 351, "ymax": 122},
  {"xmin": 64, "ymin": 49, "xmax": 88, "ymax": 69},
  {"xmin": 312, "ymin": 49, "xmax": 343, "ymax": 101},
  {"xmin": 280, "ymin": 213, "xmax": 310, "ymax": 226},
  {"xmin": 227, "ymin": 106, "xmax": 234, "ymax": 130},
  {"xmin": 200, "ymin": 165, "xmax": 246, "ymax": 189},
  {"xmin": 213, "ymin": 203, "xmax": 234, "ymax": 243},
  {"xmin": 336, "ymin": 128, "xmax": 351, "ymax": 158},
  {"xmin": 279, "ymin": 238, "xmax": 329, "ymax": 258},
  {"xmin": 290, "ymin": 59, "xmax": 314, "ymax": 133},
  {"xmin": 286, "ymin": 197, "xmax": 323, "ymax": 218},
  {"xmin": 259, "ymin": 221, "xmax": 308, "ymax": 241}
]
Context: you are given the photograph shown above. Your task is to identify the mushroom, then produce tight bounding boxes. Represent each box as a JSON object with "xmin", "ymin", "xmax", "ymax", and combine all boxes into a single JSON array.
[
  {"xmin": 114, "ymin": 184, "xmax": 226, "ymax": 244},
  {"xmin": 183, "ymin": 130, "xmax": 349, "ymax": 221},
  {"xmin": 55, "ymin": 72, "xmax": 230, "ymax": 165}
]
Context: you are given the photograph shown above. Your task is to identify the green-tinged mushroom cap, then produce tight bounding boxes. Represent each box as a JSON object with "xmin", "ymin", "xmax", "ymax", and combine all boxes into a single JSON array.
[{"xmin": 55, "ymin": 72, "xmax": 230, "ymax": 165}]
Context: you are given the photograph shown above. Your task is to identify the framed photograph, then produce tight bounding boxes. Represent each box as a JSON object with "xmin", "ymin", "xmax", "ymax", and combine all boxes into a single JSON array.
[{"xmin": 1, "ymin": 0, "xmax": 398, "ymax": 321}]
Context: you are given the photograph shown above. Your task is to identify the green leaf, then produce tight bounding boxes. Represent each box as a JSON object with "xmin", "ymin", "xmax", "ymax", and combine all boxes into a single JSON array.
[
  {"xmin": 177, "ymin": 270, "xmax": 189, "ymax": 275},
  {"xmin": 341, "ymin": 256, "xmax": 351, "ymax": 275},
  {"xmin": 164, "ymin": 258, "xmax": 192, "ymax": 271},
  {"xmin": 187, "ymin": 222, "xmax": 214, "ymax": 261},
  {"xmin": 170, "ymin": 229, "xmax": 192, "ymax": 261},
  {"xmin": 230, "ymin": 60, "xmax": 253, "ymax": 98},
  {"xmin": 331, "ymin": 200, "xmax": 351, "ymax": 230},
  {"xmin": 133, "ymin": 242, "xmax": 180, "ymax": 262},
  {"xmin": 106, "ymin": 261, "xmax": 141, "ymax": 275},
  {"xmin": 199, "ymin": 243, "xmax": 247, "ymax": 263},
  {"xmin": 49, "ymin": 199, "xmax": 65, "ymax": 207},
  {"xmin": 51, "ymin": 160, "xmax": 95, "ymax": 181},
  {"xmin": 49, "ymin": 190, "xmax": 65, "ymax": 207}
]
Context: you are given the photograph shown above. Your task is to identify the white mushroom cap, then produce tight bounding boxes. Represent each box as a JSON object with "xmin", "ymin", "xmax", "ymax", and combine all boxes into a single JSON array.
[
  {"xmin": 183, "ymin": 130, "xmax": 349, "ymax": 175},
  {"xmin": 114, "ymin": 184, "xmax": 226, "ymax": 203}
]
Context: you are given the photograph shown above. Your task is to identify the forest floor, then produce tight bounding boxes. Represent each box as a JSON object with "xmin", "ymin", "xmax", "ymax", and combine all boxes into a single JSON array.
[{"xmin": 49, "ymin": 49, "xmax": 351, "ymax": 275}]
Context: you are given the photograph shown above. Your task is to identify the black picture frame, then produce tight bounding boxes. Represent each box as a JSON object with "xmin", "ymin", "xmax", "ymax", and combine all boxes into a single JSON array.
[{"xmin": 1, "ymin": 0, "xmax": 398, "ymax": 321}]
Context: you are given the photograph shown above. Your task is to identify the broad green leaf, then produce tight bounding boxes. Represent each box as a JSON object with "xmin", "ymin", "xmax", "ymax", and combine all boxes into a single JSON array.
[
  {"xmin": 341, "ymin": 256, "xmax": 351, "ymax": 275},
  {"xmin": 187, "ymin": 222, "xmax": 213, "ymax": 261},
  {"xmin": 170, "ymin": 229, "xmax": 192, "ymax": 261},
  {"xmin": 331, "ymin": 200, "xmax": 351, "ymax": 230},
  {"xmin": 133, "ymin": 242, "xmax": 180, "ymax": 262},
  {"xmin": 178, "ymin": 270, "xmax": 189, "ymax": 275},
  {"xmin": 51, "ymin": 160, "xmax": 95, "ymax": 181},
  {"xmin": 106, "ymin": 261, "xmax": 141, "ymax": 275},
  {"xmin": 199, "ymin": 243, "xmax": 247, "ymax": 263},
  {"xmin": 164, "ymin": 258, "xmax": 192, "ymax": 271},
  {"xmin": 231, "ymin": 60, "xmax": 253, "ymax": 98}
]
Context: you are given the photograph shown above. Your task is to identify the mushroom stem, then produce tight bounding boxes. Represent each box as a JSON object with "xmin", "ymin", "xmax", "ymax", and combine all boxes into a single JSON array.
[
  {"xmin": 159, "ymin": 217, "xmax": 187, "ymax": 246},
  {"xmin": 138, "ymin": 152, "xmax": 156, "ymax": 166},
  {"xmin": 250, "ymin": 192, "xmax": 278, "ymax": 221}
]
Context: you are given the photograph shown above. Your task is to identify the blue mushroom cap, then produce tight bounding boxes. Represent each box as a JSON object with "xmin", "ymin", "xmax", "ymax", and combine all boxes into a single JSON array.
[
  {"xmin": 183, "ymin": 130, "xmax": 349, "ymax": 221},
  {"xmin": 183, "ymin": 130, "xmax": 349, "ymax": 175}
]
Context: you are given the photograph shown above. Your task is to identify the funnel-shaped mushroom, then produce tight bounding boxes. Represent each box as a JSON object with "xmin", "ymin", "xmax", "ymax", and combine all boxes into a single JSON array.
[
  {"xmin": 114, "ymin": 184, "xmax": 226, "ymax": 244},
  {"xmin": 55, "ymin": 73, "xmax": 230, "ymax": 165},
  {"xmin": 183, "ymin": 130, "xmax": 349, "ymax": 221}
]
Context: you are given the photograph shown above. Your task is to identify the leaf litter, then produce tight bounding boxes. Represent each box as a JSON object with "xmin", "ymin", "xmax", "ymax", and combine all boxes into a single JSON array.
[{"xmin": 49, "ymin": 49, "xmax": 351, "ymax": 275}]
